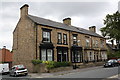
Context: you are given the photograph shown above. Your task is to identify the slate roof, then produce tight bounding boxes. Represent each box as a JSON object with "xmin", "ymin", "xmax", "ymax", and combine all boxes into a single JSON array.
[{"xmin": 28, "ymin": 14, "xmax": 103, "ymax": 38}]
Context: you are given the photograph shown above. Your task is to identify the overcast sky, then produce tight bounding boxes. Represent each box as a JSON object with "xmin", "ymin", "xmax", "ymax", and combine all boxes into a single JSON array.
[{"xmin": 0, "ymin": 0, "xmax": 120, "ymax": 50}]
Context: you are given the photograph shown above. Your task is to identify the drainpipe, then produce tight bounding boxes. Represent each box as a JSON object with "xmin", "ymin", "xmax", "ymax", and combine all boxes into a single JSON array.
[
  {"xmin": 69, "ymin": 31, "xmax": 71, "ymax": 62},
  {"xmin": 35, "ymin": 24, "xmax": 38, "ymax": 59}
]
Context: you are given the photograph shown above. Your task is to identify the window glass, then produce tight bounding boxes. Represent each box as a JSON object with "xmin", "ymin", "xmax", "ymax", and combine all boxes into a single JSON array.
[
  {"xmin": 58, "ymin": 51, "xmax": 62, "ymax": 54},
  {"xmin": 101, "ymin": 40, "xmax": 104, "ymax": 48},
  {"xmin": 57, "ymin": 50, "xmax": 68, "ymax": 62},
  {"xmin": 72, "ymin": 50, "xmax": 83, "ymax": 63},
  {"xmin": 96, "ymin": 40, "xmax": 98, "ymax": 47},
  {"xmin": 63, "ymin": 34, "xmax": 67, "ymax": 44},
  {"xmin": 41, "ymin": 49, "xmax": 46, "ymax": 61},
  {"xmin": 73, "ymin": 35, "xmax": 77, "ymax": 45},
  {"xmin": 89, "ymin": 52, "xmax": 92, "ymax": 61},
  {"xmin": 86, "ymin": 39, "xmax": 89, "ymax": 47},
  {"xmin": 47, "ymin": 49, "xmax": 52, "ymax": 61},
  {"xmin": 43, "ymin": 31, "xmax": 50, "ymax": 42},
  {"xmin": 58, "ymin": 33, "xmax": 62, "ymax": 44},
  {"xmin": 58, "ymin": 50, "xmax": 62, "ymax": 62},
  {"xmin": 63, "ymin": 51, "xmax": 68, "ymax": 61},
  {"xmin": 41, "ymin": 49, "xmax": 53, "ymax": 61}
]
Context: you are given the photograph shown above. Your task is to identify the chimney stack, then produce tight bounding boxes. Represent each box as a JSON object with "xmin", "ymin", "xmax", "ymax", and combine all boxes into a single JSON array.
[
  {"xmin": 20, "ymin": 4, "xmax": 29, "ymax": 18},
  {"xmin": 89, "ymin": 26, "xmax": 96, "ymax": 33},
  {"xmin": 63, "ymin": 18, "xmax": 71, "ymax": 26}
]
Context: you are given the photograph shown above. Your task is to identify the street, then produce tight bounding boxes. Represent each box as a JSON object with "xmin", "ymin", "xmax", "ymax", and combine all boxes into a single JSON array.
[
  {"xmin": 1, "ymin": 66, "xmax": 120, "ymax": 80},
  {"xmin": 50, "ymin": 66, "xmax": 119, "ymax": 78}
]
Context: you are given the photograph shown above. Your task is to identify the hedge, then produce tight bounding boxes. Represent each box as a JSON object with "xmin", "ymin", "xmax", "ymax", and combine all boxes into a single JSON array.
[
  {"xmin": 44, "ymin": 61, "xmax": 71, "ymax": 69},
  {"xmin": 32, "ymin": 60, "xmax": 71, "ymax": 69},
  {"xmin": 31, "ymin": 60, "xmax": 42, "ymax": 65}
]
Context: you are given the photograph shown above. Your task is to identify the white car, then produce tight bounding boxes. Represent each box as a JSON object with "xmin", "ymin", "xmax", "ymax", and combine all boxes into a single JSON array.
[
  {"xmin": 0, "ymin": 63, "xmax": 9, "ymax": 74},
  {"xmin": 9, "ymin": 65, "xmax": 28, "ymax": 77}
]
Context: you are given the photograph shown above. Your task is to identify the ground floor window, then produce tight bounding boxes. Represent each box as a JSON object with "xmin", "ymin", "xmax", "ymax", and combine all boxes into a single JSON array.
[
  {"xmin": 89, "ymin": 52, "xmax": 92, "ymax": 61},
  {"xmin": 93, "ymin": 52, "xmax": 99, "ymax": 62},
  {"xmin": 88, "ymin": 52, "xmax": 94, "ymax": 61},
  {"xmin": 101, "ymin": 52, "xmax": 107, "ymax": 60},
  {"xmin": 41, "ymin": 49, "xmax": 53, "ymax": 61},
  {"xmin": 72, "ymin": 50, "xmax": 83, "ymax": 63},
  {"xmin": 57, "ymin": 49, "xmax": 68, "ymax": 62}
]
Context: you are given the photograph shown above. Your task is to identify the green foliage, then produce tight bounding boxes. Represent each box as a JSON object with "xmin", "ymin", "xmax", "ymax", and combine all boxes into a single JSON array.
[
  {"xmin": 31, "ymin": 60, "xmax": 42, "ymax": 65},
  {"xmin": 44, "ymin": 61, "xmax": 71, "ymax": 69},
  {"xmin": 100, "ymin": 11, "xmax": 120, "ymax": 40},
  {"xmin": 46, "ymin": 65, "xmax": 54, "ymax": 69},
  {"xmin": 107, "ymin": 51, "xmax": 120, "ymax": 59},
  {"xmin": 32, "ymin": 60, "xmax": 71, "ymax": 69}
]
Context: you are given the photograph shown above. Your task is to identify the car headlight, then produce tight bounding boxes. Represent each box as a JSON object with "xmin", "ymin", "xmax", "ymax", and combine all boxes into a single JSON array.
[{"xmin": 108, "ymin": 63, "xmax": 111, "ymax": 65}]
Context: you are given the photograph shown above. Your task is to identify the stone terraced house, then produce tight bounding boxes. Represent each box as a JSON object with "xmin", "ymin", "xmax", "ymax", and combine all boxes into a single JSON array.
[{"xmin": 13, "ymin": 4, "xmax": 107, "ymax": 72}]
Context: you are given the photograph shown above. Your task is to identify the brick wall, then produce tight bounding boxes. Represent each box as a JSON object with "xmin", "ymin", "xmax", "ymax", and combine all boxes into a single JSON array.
[{"xmin": 0, "ymin": 48, "xmax": 12, "ymax": 62}]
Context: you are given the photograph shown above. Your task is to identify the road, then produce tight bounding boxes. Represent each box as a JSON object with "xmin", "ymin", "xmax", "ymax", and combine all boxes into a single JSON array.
[
  {"xmin": 50, "ymin": 66, "xmax": 119, "ymax": 78},
  {"xmin": 1, "ymin": 66, "xmax": 120, "ymax": 80}
]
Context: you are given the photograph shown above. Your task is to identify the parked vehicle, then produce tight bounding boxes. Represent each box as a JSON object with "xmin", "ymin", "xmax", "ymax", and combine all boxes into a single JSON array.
[
  {"xmin": 9, "ymin": 65, "xmax": 28, "ymax": 77},
  {"xmin": 0, "ymin": 63, "xmax": 9, "ymax": 74},
  {"xmin": 104, "ymin": 59, "xmax": 119, "ymax": 67},
  {"xmin": 117, "ymin": 59, "xmax": 120, "ymax": 64}
]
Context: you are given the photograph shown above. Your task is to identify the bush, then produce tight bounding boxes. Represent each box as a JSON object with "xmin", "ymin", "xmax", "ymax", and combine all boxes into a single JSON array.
[
  {"xmin": 32, "ymin": 60, "xmax": 42, "ymax": 65},
  {"xmin": 45, "ymin": 61, "xmax": 71, "ymax": 69},
  {"xmin": 32, "ymin": 60, "xmax": 71, "ymax": 69},
  {"xmin": 46, "ymin": 65, "xmax": 54, "ymax": 69}
]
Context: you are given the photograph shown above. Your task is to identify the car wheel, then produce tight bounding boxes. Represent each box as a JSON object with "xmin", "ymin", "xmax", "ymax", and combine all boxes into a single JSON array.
[
  {"xmin": 14, "ymin": 73, "xmax": 17, "ymax": 77},
  {"xmin": 112, "ymin": 65, "xmax": 115, "ymax": 67},
  {"xmin": 104, "ymin": 66, "xmax": 106, "ymax": 68},
  {"xmin": 24, "ymin": 73, "xmax": 28, "ymax": 76},
  {"xmin": 9, "ymin": 73, "xmax": 12, "ymax": 76}
]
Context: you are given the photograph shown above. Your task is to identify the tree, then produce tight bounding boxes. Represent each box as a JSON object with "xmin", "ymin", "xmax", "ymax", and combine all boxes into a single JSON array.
[{"xmin": 100, "ymin": 11, "xmax": 120, "ymax": 49}]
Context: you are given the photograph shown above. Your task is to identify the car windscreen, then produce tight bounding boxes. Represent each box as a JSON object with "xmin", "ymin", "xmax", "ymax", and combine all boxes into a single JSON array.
[
  {"xmin": 108, "ymin": 60, "xmax": 114, "ymax": 63},
  {"xmin": 16, "ymin": 65, "xmax": 25, "ymax": 70}
]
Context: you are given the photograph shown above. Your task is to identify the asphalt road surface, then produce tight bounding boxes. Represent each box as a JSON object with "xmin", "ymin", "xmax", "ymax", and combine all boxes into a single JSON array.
[
  {"xmin": 1, "ymin": 66, "xmax": 120, "ymax": 80},
  {"xmin": 50, "ymin": 66, "xmax": 119, "ymax": 78}
]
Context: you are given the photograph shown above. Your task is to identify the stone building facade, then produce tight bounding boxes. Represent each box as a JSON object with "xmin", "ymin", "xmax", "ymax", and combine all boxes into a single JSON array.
[{"xmin": 13, "ymin": 4, "xmax": 107, "ymax": 72}]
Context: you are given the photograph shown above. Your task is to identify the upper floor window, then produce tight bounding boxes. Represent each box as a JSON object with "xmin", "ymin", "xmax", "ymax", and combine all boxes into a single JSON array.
[
  {"xmin": 100, "ymin": 40, "xmax": 104, "ymax": 48},
  {"xmin": 92, "ymin": 40, "xmax": 95, "ymax": 47},
  {"xmin": 95, "ymin": 40, "xmax": 98, "ymax": 48},
  {"xmin": 63, "ymin": 34, "xmax": 67, "ymax": 45},
  {"xmin": 86, "ymin": 39, "xmax": 90, "ymax": 47},
  {"xmin": 73, "ymin": 34, "xmax": 77, "ymax": 45},
  {"xmin": 57, "ymin": 33, "xmax": 62, "ymax": 44},
  {"xmin": 42, "ymin": 28, "xmax": 51, "ymax": 43}
]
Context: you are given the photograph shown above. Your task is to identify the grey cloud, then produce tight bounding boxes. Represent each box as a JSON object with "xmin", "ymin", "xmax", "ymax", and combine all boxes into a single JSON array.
[{"xmin": 28, "ymin": 2, "xmax": 111, "ymax": 18}]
